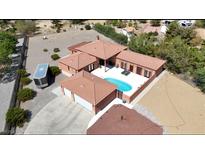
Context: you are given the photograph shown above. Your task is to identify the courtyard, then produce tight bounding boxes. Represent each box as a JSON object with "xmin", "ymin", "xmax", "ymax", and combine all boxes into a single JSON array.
[{"xmin": 91, "ymin": 66, "xmax": 148, "ymax": 96}]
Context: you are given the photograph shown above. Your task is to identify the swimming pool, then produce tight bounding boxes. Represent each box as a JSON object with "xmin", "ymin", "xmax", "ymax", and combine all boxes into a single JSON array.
[{"xmin": 104, "ymin": 78, "xmax": 132, "ymax": 92}]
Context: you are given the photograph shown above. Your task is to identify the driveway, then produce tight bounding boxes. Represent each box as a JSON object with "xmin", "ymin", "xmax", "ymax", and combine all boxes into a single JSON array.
[{"xmin": 24, "ymin": 95, "xmax": 93, "ymax": 134}]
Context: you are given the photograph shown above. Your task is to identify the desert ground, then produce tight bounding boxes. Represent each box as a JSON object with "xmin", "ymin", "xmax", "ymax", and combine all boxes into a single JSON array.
[{"xmin": 135, "ymin": 71, "xmax": 205, "ymax": 134}]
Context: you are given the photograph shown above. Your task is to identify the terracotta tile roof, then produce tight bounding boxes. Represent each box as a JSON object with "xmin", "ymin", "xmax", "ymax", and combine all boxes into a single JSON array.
[
  {"xmin": 75, "ymin": 39, "xmax": 127, "ymax": 60},
  {"xmin": 87, "ymin": 104, "xmax": 163, "ymax": 135},
  {"xmin": 116, "ymin": 50, "xmax": 166, "ymax": 70},
  {"xmin": 61, "ymin": 70, "xmax": 117, "ymax": 105},
  {"xmin": 67, "ymin": 41, "xmax": 91, "ymax": 51},
  {"xmin": 59, "ymin": 52, "xmax": 97, "ymax": 70}
]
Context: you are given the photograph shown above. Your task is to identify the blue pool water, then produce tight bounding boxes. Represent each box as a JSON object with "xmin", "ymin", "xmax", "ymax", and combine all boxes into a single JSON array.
[{"xmin": 104, "ymin": 78, "xmax": 132, "ymax": 92}]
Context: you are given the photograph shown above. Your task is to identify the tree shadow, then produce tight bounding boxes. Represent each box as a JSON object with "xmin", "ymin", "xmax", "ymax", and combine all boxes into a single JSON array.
[{"xmin": 25, "ymin": 110, "xmax": 32, "ymax": 123}]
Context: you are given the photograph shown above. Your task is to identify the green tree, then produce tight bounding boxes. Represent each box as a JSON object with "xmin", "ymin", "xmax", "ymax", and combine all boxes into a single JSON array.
[
  {"xmin": 15, "ymin": 20, "xmax": 37, "ymax": 35},
  {"xmin": 193, "ymin": 68, "xmax": 205, "ymax": 92},
  {"xmin": 17, "ymin": 88, "xmax": 36, "ymax": 102},
  {"xmin": 165, "ymin": 21, "xmax": 196, "ymax": 44},
  {"xmin": 195, "ymin": 20, "xmax": 205, "ymax": 28},
  {"xmin": 150, "ymin": 20, "xmax": 161, "ymax": 27},
  {"xmin": 0, "ymin": 32, "xmax": 17, "ymax": 65},
  {"xmin": 6, "ymin": 107, "xmax": 30, "ymax": 127},
  {"xmin": 94, "ymin": 23, "xmax": 128, "ymax": 45},
  {"xmin": 128, "ymin": 33, "xmax": 157, "ymax": 56}
]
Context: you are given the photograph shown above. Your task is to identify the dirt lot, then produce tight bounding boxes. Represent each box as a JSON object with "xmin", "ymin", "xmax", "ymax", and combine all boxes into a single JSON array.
[{"xmin": 135, "ymin": 72, "xmax": 205, "ymax": 134}]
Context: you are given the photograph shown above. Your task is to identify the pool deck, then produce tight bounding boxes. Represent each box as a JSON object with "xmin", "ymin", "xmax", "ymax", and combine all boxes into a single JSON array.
[{"xmin": 91, "ymin": 66, "xmax": 148, "ymax": 96}]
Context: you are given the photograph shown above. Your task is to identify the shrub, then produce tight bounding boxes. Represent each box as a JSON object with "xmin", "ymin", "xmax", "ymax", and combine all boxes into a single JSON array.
[
  {"xmin": 85, "ymin": 24, "xmax": 91, "ymax": 30},
  {"xmin": 150, "ymin": 20, "xmax": 161, "ymax": 27},
  {"xmin": 17, "ymin": 88, "xmax": 36, "ymax": 102},
  {"xmin": 193, "ymin": 68, "xmax": 205, "ymax": 92},
  {"xmin": 20, "ymin": 77, "xmax": 32, "ymax": 86},
  {"xmin": 80, "ymin": 28, "xmax": 84, "ymax": 30},
  {"xmin": 56, "ymin": 28, "xmax": 61, "ymax": 33},
  {"xmin": 138, "ymin": 20, "xmax": 147, "ymax": 23},
  {"xmin": 43, "ymin": 48, "xmax": 48, "ymax": 52},
  {"xmin": 16, "ymin": 69, "xmax": 28, "ymax": 77},
  {"xmin": 51, "ymin": 54, "xmax": 60, "ymax": 60},
  {"xmin": 128, "ymin": 22, "xmax": 133, "ymax": 27},
  {"xmin": 63, "ymin": 29, "xmax": 66, "ymax": 32},
  {"xmin": 53, "ymin": 48, "xmax": 60, "ymax": 52},
  {"xmin": 49, "ymin": 66, "xmax": 61, "ymax": 76},
  {"xmin": 6, "ymin": 107, "xmax": 30, "ymax": 127},
  {"xmin": 94, "ymin": 23, "xmax": 128, "ymax": 45}
]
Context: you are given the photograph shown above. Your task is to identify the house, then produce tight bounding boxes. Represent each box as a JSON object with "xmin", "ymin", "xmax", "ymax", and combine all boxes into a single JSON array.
[
  {"xmin": 59, "ymin": 37, "xmax": 166, "ymax": 113},
  {"xmin": 116, "ymin": 50, "xmax": 165, "ymax": 77},
  {"xmin": 61, "ymin": 70, "xmax": 117, "ymax": 114},
  {"xmin": 58, "ymin": 52, "xmax": 98, "ymax": 76},
  {"xmin": 87, "ymin": 104, "xmax": 163, "ymax": 135}
]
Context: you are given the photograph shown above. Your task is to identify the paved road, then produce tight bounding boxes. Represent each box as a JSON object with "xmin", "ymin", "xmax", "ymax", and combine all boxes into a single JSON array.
[{"xmin": 24, "ymin": 96, "xmax": 93, "ymax": 134}]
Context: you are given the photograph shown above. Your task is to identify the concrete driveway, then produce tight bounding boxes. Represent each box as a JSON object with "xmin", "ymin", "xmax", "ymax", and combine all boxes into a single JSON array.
[{"xmin": 24, "ymin": 95, "xmax": 93, "ymax": 134}]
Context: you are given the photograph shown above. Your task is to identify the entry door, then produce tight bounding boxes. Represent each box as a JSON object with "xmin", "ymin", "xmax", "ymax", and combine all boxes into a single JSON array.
[
  {"xmin": 136, "ymin": 67, "xmax": 142, "ymax": 75},
  {"xmin": 129, "ymin": 65, "xmax": 133, "ymax": 72}
]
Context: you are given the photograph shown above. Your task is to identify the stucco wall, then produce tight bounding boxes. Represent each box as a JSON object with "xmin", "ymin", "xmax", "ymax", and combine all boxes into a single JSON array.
[
  {"xmin": 116, "ymin": 59, "xmax": 154, "ymax": 77},
  {"xmin": 94, "ymin": 90, "xmax": 117, "ymax": 114}
]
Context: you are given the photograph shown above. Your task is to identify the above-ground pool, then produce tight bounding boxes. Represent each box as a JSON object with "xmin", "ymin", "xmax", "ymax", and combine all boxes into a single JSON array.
[{"xmin": 104, "ymin": 78, "xmax": 132, "ymax": 92}]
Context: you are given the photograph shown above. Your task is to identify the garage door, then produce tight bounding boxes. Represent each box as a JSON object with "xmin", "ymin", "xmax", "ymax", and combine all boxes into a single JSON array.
[
  {"xmin": 74, "ymin": 94, "xmax": 92, "ymax": 111},
  {"xmin": 64, "ymin": 88, "xmax": 71, "ymax": 97}
]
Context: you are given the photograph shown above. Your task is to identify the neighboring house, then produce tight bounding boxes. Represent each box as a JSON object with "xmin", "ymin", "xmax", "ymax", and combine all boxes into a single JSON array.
[
  {"xmin": 59, "ymin": 37, "xmax": 166, "ymax": 114},
  {"xmin": 87, "ymin": 104, "xmax": 163, "ymax": 135},
  {"xmin": 61, "ymin": 70, "xmax": 117, "ymax": 114}
]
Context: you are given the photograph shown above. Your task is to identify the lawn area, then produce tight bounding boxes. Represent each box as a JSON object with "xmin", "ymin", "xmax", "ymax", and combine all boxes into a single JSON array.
[{"xmin": 134, "ymin": 71, "xmax": 205, "ymax": 134}]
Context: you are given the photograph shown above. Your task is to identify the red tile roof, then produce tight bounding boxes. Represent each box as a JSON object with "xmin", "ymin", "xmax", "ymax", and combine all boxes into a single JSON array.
[
  {"xmin": 75, "ymin": 39, "xmax": 127, "ymax": 60},
  {"xmin": 61, "ymin": 70, "xmax": 117, "ymax": 105},
  {"xmin": 116, "ymin": 50, "xmax": 166, "ymax": 71},
  {"xmin": 59, "ymin": 52, "xmax": 97, "ymax": 70},
  {"xmin": 87, "ymin": 104, "xmax": 163, "ymax": 135}
]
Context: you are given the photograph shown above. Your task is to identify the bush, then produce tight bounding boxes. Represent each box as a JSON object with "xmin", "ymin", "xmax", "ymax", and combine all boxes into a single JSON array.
[
  {"xmin": 128, "ymin": 22, "xmax": 133, "ymax": 27},
  {"xmin": 150, "ymin": 20, "xmax": 161, "ymax": 27},
  {"xmin": 43, "ymin": 48, "xmax": 48, "ymax": 52},
  {"xmin": 16, "ymin": 69, "xmax": 28, "ymax": 77},
  {"xmin": 56, "ymin": 28, "xmax": 61, "ymax": 33},
  {"xmin": 194, "ymin": 68, "xmax": 205, "ymax": 92},
  {"xmin": 53, "ymin": 48, "xmax": 60, "ymax": 52},
  {"xmin": 17, "ymin": 88, "xmax": 36, "ymax": 102},
  {"xmin": 80, "ymin": 28, "xmax": 84, "ymax": 30},
  {"xmin": 94, "ymin": 23, "xmax": 128, "ymax": 45},
  {"xmin": 6, "ymin": 107, "xmax": 30, "ymax": 127},
  {"xmin": 49, "ymin": 66, "xmax": 61, "ymax": 76},
  {"xmin": 51, "ymin": 54, "xmax": 60, "ymax": 60},
  {"xmin": 138, "ymin": 20, "xmax": 147, "ymax": 23},
  {"xmin": 63, "ymin": 29, "xmax": 66, "ymax": 32},
  {"xmin": 20, "ymin": 77, "xmax": 32, "ymax": 86},
  {"xmin": 85, "ymin": 24, "xmax": 91, "ymax": 30}
]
